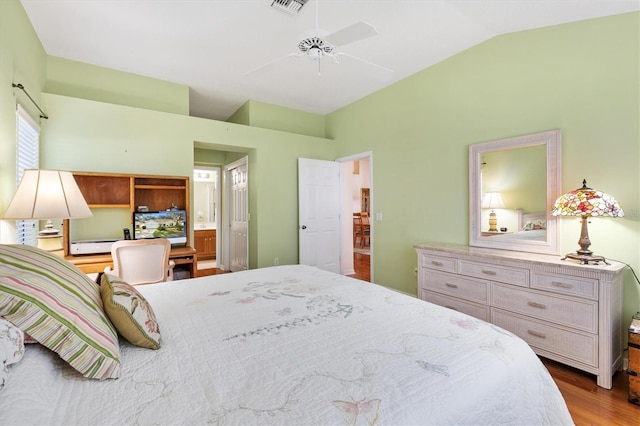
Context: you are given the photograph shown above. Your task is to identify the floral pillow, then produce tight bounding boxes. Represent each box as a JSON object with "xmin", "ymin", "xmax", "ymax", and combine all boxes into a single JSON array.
[
  {"xmin": 100, "ymin": 274, "xmax": 161, "ymax": 350},
  {"xmin": 1, "ymin": 318, "xmax": 25, "ymax": 390},
  {"xmin": 522, "ymin": 219, "xmax": 546, "ymax": 231}
]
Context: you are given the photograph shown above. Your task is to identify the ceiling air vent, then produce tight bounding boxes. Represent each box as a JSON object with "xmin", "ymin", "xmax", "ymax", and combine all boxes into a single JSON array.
[{"xmin": 270, "ymin": 0, "xmax": 308, "ymax": 15}]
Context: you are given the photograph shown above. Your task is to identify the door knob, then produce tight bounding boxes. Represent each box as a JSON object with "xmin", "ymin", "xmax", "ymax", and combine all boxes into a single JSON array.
[{"xmin": 301, "ymin": 225, "xmax": 307, "ymax": 230}]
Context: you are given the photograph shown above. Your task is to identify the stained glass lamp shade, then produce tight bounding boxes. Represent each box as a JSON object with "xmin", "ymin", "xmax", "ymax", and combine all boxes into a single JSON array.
[{"xmin": 551, "ymin": 179, "xmax": 623, "ymax": 265}]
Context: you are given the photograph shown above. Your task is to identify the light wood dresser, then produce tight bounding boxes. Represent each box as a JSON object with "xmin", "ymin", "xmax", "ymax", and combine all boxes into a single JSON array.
[{"xmin": 415, "ymin": 242, "xmax": 626, "ymax": 389}]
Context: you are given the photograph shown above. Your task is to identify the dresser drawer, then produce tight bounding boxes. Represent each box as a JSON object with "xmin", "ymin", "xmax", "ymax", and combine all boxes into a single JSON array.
[
  {"xmin": 421, "ymin": 270, "xmax": 489, "ymax": 304},
  {"xmin": 422, "ymin": 291, "xmax": 490, "ymax": 322},
  {"xmin": 492, "ymin": 309, "xmax": 598, "ymax": 367},
  {"xmin": 459, "ymin": 260, "xmax": 528, "ymax": 287},
  {"xmin": 531, "ymin": 272, "xmax": 598, "ymax": 300},
  {"xmin": 420, "ymin": 253, "xmax": 457, "ymax": 273},
  {"xmin": 492, "ymin": 283, "xmax": 598, "ymax": 333}
]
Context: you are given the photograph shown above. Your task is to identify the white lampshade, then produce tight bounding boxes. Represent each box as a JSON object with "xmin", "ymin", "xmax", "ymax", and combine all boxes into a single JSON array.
[
  {"xmin": 3, "ymin": 170, "xmax": 92, "ymax": 220},
  {"xmin": 481, "ymin": 192, "xmax": 505, "ymax": 210}
]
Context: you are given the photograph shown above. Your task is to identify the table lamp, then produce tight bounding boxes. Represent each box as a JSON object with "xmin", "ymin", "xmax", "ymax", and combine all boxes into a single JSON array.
[
  {"xmin": 551, "ymin": 179, "xmax": 623, "ymax": 265},
  {"xmin": 481, "ymin": 192, "xmax": 505, "ymax": 232},
  {"xmin": 2, "ymin": 170, "xmax": 92, "ymax": 253}
]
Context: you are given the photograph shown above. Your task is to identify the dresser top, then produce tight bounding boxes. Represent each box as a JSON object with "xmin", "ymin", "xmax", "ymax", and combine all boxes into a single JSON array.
[{"xmin": 415, "ymin": 242, "xmax": 626, "ymax": 274}]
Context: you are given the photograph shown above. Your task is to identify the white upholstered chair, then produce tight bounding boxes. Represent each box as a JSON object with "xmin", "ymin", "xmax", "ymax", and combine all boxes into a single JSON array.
[{"xmin": 105, "ymin": 238, "xmax": 175, "ymax": 285}]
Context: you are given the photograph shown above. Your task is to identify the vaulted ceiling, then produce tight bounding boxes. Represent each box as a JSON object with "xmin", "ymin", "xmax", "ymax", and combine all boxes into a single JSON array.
[{"xmin": 21, "ymin": 0, "xmax": 640, "ymax": 121}]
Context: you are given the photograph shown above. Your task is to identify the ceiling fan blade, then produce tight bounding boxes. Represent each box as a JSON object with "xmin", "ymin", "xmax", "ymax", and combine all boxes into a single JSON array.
[
  {"xmin": 325, "ymin": 21, "xmax": 377, "ymax": 47},
  {"xmin": 243, "ymin": 53, "xmax": 302, "ymax": 76},
  {"xmin": 336, "ymin": 52, "xmax": 393, "ymax": 75}
]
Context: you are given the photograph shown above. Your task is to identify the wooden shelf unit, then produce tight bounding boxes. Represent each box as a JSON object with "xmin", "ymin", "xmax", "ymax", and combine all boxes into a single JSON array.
[{"xmin": 63, "ymin": 171, "xmax": 193, "ymax": 275}]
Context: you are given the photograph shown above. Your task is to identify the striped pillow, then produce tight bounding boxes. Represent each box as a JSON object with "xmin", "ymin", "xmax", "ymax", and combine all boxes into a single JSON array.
[{"xmin": 0, "ymin": 245, "xmax": 120, "ymax": 380}]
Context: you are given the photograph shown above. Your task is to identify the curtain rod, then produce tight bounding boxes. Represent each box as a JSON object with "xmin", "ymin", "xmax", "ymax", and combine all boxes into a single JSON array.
[{"xmin": 12, "ymin": 83, "xmax": 48, "ymax": 119}]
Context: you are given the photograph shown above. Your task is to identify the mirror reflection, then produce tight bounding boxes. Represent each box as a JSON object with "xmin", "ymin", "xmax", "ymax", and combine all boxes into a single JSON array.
[
  {"xmin": 193, "ymin": 167, "xmax": 220, "ymax": 230},
  {"xmin": 469, "ymin": 130, "xmax": 561, "ymax": 254},
  {"xmin": 481, "ymin": 145, "xmax": 546, "ymax": 236}
]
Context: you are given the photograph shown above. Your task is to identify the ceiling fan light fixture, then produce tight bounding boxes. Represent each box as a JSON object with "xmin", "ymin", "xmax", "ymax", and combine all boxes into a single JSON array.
[
  {"xmin": 270, "ymin": 0, "xmax": 308, "ymax": 15},
  {"xmin": 298, "ymin": 37, "xmax": 334, "ymax": 56},
  {"xmin": 307, "ymin": 47, "xmax": 322, "ymax": 60}
]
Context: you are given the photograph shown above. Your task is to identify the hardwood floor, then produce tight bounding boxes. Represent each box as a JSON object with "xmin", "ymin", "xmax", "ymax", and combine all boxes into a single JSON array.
[
  {"xmin": 353, "ymin": 252, "xmax": 370, "ymax": 282},
  {"xmin": 542, "ymin": 358, "xmax": 640, "ymax": 425}
]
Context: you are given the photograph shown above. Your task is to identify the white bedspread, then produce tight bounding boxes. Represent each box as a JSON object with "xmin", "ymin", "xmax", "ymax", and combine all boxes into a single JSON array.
[{"xmin": 0, "ymin": 265, "xmax": 572, "ymax": 425}]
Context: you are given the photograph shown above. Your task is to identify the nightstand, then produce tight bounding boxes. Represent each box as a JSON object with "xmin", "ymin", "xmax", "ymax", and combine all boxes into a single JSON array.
[{"xmin": 481, "ymin": 230, "xmax": 513, "ymax": 236}]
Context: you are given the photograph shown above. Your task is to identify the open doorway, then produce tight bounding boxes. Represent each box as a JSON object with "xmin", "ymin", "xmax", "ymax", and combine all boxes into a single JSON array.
[
  {"xmin": 193, "ymin": 166, "xmax": 220, "ymax": 276},
  {"xmin": 338, "ymin": 152, "xmax": 372, "ymax": 282}
]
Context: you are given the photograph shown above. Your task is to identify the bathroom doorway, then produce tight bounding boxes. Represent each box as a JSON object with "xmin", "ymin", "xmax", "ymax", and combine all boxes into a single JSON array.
[{"xmin": 193, "ymin": 166, "xmax": 220, "ymax": 276}]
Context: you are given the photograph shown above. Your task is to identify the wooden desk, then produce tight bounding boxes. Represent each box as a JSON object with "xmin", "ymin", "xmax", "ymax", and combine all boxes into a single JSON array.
[{"xmin": 66, "ymin": 246, "xmax": 198, "ymax": 279}]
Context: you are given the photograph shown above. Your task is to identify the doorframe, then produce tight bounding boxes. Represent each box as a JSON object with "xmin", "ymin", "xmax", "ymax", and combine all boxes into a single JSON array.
[
  {"xmin": 193, "ymin": 165, "xmax": 221, "ymax": 260},
  {"xmin": 336, "ymin": 151, "xmax": 373, "ymax": 282},
  {"xmin": 222, "ymin": 156, "xmax": 249, "ymax": 271}
]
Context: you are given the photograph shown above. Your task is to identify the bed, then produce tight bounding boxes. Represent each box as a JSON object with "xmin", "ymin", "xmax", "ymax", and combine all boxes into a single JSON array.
[
  {"xmin": 0, "ymin": 245, "xmax": 572, "ymax": 425},
  {"xmin": 489, "ymin": 211, "xmax": 548, "ymax": 242}
]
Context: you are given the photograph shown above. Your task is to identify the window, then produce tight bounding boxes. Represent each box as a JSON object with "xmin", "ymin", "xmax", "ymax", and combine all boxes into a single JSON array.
[{"xmin": 15, "ymin": 105, "xmax": 39, "ymax": 246}]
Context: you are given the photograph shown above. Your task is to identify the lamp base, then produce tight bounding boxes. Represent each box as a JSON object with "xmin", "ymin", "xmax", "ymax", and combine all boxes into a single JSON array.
[
  {"xmin": 488, "ymin": 211, "xmax": 498, "ymax": 232},
  {"xmin": 561, "ymin": 251, "xmax": 610, "ymax": 265}
]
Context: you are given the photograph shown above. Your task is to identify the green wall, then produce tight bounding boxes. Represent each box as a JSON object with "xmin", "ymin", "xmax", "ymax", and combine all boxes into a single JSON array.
[
  {"xmin": 46, "ymin": 56, "xmax": 190, "ymax": 115},
  {"xmin": 0, "ymin": 0, "xmax": 47, "ymax": 227},
  {"xmin": 227, "ymin": 99, "xmax": 326, "ymax": 138},
  {"xmin": 483, "ymin": 145, "xmax": 546, "ymax": 213},
  {"xmin": 327, "ymin": 12, "xmax": 640, "ymax": 320},
  {"xmin": 39, "ymin": 94, "xmax": 335, "ymax": 269}
]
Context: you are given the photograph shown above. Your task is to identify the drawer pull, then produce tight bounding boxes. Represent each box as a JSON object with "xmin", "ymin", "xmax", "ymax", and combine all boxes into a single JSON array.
[
  {"xmin": 527, "ymin": 301, "xmax": 547, "ymax": 309},
  {"xmin": 481, "ymin": 269, "xmax": 497, "ymax": 276},
  {"xmin": 431, "ymin": 261, "xmax": 444, "ymax": 266},
  {"xmin": 445, "ymin": 283, "xmax": 458, "ymax": 289},
  {"xmin": 444, "ymin": 305, "xmax": 458, "ymax": 311},
  {"xmin": 527, "ymin": 329, "xmax": 547, "ymax": 339},
  {"xmin": 551, "ymin": 281, "xmax": 573, "ymax": 289}
]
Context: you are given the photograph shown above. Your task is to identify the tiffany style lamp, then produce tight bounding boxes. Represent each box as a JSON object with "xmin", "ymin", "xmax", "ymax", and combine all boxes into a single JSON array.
[{"xmin": 551, "ymin": 179, "xmax": 624, "ymax": 265}]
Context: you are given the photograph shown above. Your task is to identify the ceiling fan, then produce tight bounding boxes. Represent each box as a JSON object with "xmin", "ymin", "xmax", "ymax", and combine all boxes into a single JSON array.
[{"xmin": 246, "ymin": 2, "xmax": 392, "ymax": 76}]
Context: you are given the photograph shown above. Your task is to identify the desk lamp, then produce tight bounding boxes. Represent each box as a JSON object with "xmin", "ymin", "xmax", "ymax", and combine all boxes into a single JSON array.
[
  {"xmin": 481, "ymin": 192, "xmax": 505, "ymax": 232},
  {"xmin": 551, "ymin": 179, "xmax": 623, "ymax": 265},
  {"xmin": 2, "ymin": 170, "xmax": 92, "ymax": 253}
]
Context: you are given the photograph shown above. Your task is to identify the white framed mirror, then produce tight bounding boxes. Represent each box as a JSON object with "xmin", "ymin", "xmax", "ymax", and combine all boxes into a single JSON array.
[{"xmin": 469, "ymin": 129, "xmax": 562, "ymax": 254}]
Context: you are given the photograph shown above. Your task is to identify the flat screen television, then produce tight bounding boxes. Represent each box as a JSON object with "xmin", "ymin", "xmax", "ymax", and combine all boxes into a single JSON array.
[{"xmin": 133, "ymin": 210, "xmax": 187, "ymax": 246}]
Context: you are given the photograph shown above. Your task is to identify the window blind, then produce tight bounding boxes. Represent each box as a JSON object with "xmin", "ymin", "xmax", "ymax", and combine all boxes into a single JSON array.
[{"xmin": 15, "ymin": 104, "xmax": 40, "ymax": 246}]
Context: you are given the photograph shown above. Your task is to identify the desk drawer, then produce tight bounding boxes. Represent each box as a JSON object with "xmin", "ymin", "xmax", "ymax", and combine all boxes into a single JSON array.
[
  {"xmin": 459, "ymin": 260, "xmax": 528, "ymax": 287},
  {"xmin": 421, "ymin": 270, "xmax": 489, "ymax": 304},
  {"xmin": 492, "ymin": 283, "xmax": 597, "ymax": 333},
  {"xmin": 422, "ymin": 291, "xmax": 490, "ymax": 322},
  {"xmin": 492, "ymin": 308, "xmax": 597, "ymax": 367},
  {"xmin": 74, "ymin": 261, "xmax": 113, "ymax": 274}
]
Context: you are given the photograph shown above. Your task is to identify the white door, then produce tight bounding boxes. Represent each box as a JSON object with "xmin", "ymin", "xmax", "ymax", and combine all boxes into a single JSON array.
[
  {"xmin": 226, "ymin": 159, "xmax": 248, "ymax": 272},
  {"xmin": 298, "ymin": 158, "xmax": 340, "ymax": 273}
]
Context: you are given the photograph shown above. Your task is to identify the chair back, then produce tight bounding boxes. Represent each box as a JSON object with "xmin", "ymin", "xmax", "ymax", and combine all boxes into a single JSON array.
[{"xmin": 110, "ymin": 238, "xmax": 173, "ymax": 285}]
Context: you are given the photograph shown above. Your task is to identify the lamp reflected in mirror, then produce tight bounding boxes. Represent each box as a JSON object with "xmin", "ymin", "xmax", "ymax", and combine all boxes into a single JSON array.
[
  {"xmin": 551, "ymin": 179, "xmax": 624, "ymax": 265},
  {"xmin": 482, "ymin": 192, "xmax": 505, "ymax": 232}
]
